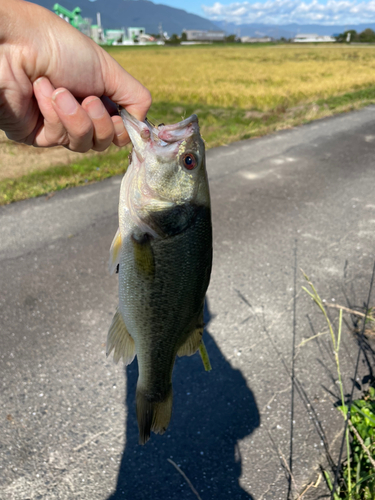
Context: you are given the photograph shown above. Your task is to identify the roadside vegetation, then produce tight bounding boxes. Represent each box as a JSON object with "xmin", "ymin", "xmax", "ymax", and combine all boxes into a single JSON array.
[
  {"xmin": 3, "ymin": 44, "xmax": 375, "ymax": 204},
  {"xmin": 303, "ymin": 274, "xmax": 375, "ymax": 500}
]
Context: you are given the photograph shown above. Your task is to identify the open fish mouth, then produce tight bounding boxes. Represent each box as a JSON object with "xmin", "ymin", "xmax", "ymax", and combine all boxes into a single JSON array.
[
  {"xmin": 157, "ymin": 115, "xmax": 199, "ymax": 143},
  {"xmin": 120, "ymin": 108, "xmax": 200, "ymax": 146}
]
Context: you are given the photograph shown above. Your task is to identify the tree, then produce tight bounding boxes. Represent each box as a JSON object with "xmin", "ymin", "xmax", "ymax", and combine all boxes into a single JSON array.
[
  {"xmin": 335, "ymin": 30, "xmax": 358, "ymax": 43},
  {"xmin": 168, "ymin": 33, "xmax": 180, "ymax": 44},
  {"xmin": 359, "ymin": 28, "xmax": 375, "ymax": 42}
]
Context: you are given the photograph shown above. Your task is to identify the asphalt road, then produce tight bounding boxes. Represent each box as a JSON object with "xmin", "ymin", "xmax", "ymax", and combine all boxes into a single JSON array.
[{"xmin": 1, "ymin": 108, "xmax": 375, "ymax": 500}]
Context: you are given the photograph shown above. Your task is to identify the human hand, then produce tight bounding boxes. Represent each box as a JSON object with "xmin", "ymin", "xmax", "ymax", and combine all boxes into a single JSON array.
[{"xmin": 0, "ymin": 0, "xmax": 151, "ymax": 152}]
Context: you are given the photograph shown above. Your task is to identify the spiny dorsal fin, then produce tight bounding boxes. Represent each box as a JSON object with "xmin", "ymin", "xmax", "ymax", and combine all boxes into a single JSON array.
[
  {"xmin": 107, "ymin": 308, "xmax": 136, "ymax": 365},
  {"xmin": 109, "ymin": 228, "xmax": 122, "ymax": 275}
]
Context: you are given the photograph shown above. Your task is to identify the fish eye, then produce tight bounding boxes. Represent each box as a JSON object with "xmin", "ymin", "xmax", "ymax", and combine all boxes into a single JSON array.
[{"xmin": 181, "ymin": 153, "xmax": 197, "ymax": 170}]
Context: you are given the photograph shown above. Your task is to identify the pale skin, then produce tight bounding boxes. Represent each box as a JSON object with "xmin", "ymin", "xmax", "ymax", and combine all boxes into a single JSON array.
[{"xmin": 0, "ymin": 0, "xmax": 152, "ymax": 152}]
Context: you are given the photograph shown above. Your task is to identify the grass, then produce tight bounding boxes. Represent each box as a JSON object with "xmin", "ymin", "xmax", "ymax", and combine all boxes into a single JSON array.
[
  {"xmin": 344, "ymin": 390, "xmax": 375, "ymax": 499},
  {"xmin": 302, "ymin": 274, "xmax": 375, "ymax": 500},
  {"xmin": 3, "ymin": 44, "xmax": 375, "ymax": 204}
]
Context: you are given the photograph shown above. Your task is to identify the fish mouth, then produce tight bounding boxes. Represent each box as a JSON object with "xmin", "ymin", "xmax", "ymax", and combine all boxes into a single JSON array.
[
  {"xmin": 120, "ymin": 108, "xmax": 199, "ymax": 146},
  {"xmin": 157, "ymin": 115, "xmax": 199, "ymax": 144}
]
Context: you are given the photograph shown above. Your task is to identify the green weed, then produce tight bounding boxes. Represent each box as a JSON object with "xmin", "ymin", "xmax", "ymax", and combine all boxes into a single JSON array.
[{"xmin": 302, "ymin": 273, "xmax": 375, "ymax": 499}]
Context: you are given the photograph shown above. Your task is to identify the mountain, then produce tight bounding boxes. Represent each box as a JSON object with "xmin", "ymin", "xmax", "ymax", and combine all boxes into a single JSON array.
[
  {"xmin": 30, "ymin": 0, "xmax": 218, "ymax": 34},
  {"xmin": 215, "ymin": 21, "xmax": 375, "ymax": 39},
  {"xmin": 27, "ymin": 0, "xmax": 375, "ymax": 38}
]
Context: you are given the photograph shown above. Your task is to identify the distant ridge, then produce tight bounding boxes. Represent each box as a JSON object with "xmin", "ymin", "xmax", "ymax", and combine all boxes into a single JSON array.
[
  {"xmin": 27, "ymin": 1, "xmax": 375, "ymax": 38},
  {"xmin": 214, "ymin": 20, "xmax": 375, "ymax": 38},
  {"xmin": 29, "ymin": 0, "xmax": 218, "ymax": 33}
]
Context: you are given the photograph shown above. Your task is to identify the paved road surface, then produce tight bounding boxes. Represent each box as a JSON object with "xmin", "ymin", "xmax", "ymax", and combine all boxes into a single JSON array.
[{"xmin": 1, "ymin": 108, "xmax": 375, "ymax": 500}]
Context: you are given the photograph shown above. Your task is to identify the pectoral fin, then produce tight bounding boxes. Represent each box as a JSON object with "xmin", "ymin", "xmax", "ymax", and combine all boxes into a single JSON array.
[
  {"xmin": 107, "ymin": 308, "xmax": 136, "ymax": 365},
  {"xmin": 132, "ymin": 233, "xmax": 155, "ymax": 278},
  {"xmin": 109, "ymin": 228, "xmax": 122, "ymax": 275}
]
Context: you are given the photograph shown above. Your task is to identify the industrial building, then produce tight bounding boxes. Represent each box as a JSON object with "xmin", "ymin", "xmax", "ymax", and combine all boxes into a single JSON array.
[{"xmin": 53, "ymin": 3, "xmax": 160, "ymax": 45}]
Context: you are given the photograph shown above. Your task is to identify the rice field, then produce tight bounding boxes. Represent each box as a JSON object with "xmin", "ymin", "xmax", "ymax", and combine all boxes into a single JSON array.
[
  {"xmin": 4, "ymin": 43, "xmax": 375, "ymax": 204},
  {"xmin": 108, "ymin": 44, "xmax": 375, "ymax": 111}
]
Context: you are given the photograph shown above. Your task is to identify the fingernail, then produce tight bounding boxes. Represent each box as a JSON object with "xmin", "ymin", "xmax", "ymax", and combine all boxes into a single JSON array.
[
  {"xmin": 35, "ymin": 77, "xmax": 53, "ymax": 98},
  {"xmin": 114, "ymin": 119, "xmax": 125, "ymax": 138},
  {"xmin": 87, "ymin": 98, "xmax": 105, "ymax": 120},
  {"xmin": 53, "ymin": 90, "xmax": 77, "ymax": 115}
]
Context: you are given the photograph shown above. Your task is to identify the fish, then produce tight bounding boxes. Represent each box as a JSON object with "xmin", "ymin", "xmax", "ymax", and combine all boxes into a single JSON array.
[{"xmin": 107, "ymin": 108, "xmax": 213, "ymax": 444}]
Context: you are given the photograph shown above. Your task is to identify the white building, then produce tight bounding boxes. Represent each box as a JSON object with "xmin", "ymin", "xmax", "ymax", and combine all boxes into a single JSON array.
[
  {"xmin": 241, "ymin": 36, "xmax": 272, "ymax": 43},
  {"xmin": 183, "ymin": 30, "xmax": 225, "ymax": 42},
  {"xmin": 293, "ymin": 34, "xmax": 336, "ymax": 43}
]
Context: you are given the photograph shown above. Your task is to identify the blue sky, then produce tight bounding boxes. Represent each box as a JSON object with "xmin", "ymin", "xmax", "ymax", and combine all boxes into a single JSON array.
[{"xmin": 152, "ymin": 0, "xmax": 375, "ymax": 25}]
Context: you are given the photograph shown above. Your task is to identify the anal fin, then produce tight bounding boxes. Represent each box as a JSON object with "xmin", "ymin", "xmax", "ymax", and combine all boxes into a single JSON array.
[{"xmin": 107, "ymin": 308, "xmax": 136, "ymax": 365}]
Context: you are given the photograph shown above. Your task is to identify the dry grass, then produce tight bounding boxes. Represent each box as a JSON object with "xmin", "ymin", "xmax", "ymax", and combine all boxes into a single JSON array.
[{"xmin": 0, "ymin": 130, "xmax": 89, "ymax": 182}]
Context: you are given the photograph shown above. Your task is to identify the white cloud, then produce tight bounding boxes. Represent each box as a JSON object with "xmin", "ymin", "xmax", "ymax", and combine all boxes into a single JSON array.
[{"xmin": 201, "ymin": 0, "xmax": 375, "ymax": 25}]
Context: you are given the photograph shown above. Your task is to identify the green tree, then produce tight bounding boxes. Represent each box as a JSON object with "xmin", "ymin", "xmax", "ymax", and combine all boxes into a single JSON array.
[
  {"xmin": 359, "ymin": 28, "xmax": 375, "ymax": 42},
  {"xmin": 169, "ymin": 33, "xmax": 180, "ymax": 44},
  {"xmin": 335, "ymin": 30, "xmax": 358, "ymax": 43}
]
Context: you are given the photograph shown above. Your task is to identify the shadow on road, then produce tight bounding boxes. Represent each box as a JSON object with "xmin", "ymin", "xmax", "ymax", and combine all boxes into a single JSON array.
[{"xmin": 107, "ymin": 300, "xmax": 260, "ymax": 499}]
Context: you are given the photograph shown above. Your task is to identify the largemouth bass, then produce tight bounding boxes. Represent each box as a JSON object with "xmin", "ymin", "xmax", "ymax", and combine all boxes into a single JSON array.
[{"xmin": 107, "ymin": 109, "xmax": 212, "ymax": 444}]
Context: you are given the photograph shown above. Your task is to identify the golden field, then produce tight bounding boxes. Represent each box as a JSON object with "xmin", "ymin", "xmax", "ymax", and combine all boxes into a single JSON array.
[
  {"xmin": 3, "ymin": 43, "xmax": 375, "ymax": 203},
  {"xmin": 110, "ymin": 44, "xmax": 375, "ymax": 110}
]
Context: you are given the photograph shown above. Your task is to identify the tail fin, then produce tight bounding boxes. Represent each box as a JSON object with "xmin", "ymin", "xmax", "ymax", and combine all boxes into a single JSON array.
[{"xmin": 136, "ymin": 385, "xmax": 173, "ymax": 445}]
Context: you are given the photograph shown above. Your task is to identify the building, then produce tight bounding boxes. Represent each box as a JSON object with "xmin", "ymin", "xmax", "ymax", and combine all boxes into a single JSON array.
[
  {"xmin": 183, "ymin": 30, "xmax": 225, "ymax": 42},
  {"xmin": 128, "ymin": 27, "xmax": 146, "ymax": 42},
  {"xmin": 293, "ymin": 34, "xmax": 336, "ymax": 43},
  {"xmin": 241, "ymin": 36, "xmax": 272, "ymax": 43}
]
